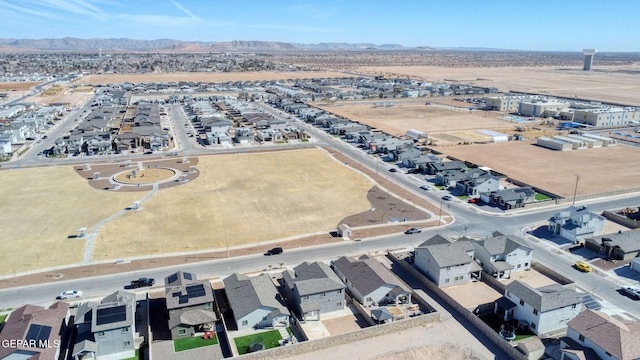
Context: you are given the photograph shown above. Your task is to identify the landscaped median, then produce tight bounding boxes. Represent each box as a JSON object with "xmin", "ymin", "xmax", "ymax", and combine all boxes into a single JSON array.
[{"xmin": 173, "ymin": 334, "xmax": 218, "ymax": 352}]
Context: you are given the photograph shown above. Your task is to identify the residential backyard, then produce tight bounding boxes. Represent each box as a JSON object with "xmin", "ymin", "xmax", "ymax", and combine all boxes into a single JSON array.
[
  {"xmin": 173, "ymin": 335, "xmax": 218, "ymax": 352},
  {"xmin": 233, "ymin": 329, "xmax": 286, "ymax": 355}
]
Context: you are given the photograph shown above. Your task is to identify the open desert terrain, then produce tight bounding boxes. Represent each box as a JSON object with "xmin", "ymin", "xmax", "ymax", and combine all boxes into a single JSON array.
[
  {"xmin": 355, "ymin": 64, "xmax": 640, "ymax": 106},
  {"xmin": 439, "ymin": 140, "xmax": 640, "ymax": 197},
  {"xmin": 80, "ymin": 70, "xmax": 347, "ymax": 85}
]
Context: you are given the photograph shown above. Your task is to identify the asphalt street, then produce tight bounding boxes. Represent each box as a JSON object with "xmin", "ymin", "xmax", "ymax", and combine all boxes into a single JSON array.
[{"xmin": 1, "ymin": 101, "xmax": 639, "ymax": 320}]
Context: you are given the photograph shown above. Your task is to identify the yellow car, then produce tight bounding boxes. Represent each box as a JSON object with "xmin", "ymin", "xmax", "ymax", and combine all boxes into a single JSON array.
[{"xmin": 575, "ymin": 261, "xmax": 592, "ymax": 272}]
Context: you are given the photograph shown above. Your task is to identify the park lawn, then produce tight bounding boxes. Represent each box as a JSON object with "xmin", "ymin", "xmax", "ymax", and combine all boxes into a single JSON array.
[
  {"xmin": 234, "ymin": 329, "xmax": 282, "ymax": 355},
  {"xmin": 174, "ymin": 335, "xmax": 218, "ymax": 352},
  {"xmin": 0, "ymin": 314, "xmax": 7, "ymax": 324}
]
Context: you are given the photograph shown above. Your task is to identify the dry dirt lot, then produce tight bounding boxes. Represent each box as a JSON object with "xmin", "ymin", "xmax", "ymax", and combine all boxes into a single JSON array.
[
  {"xmin": 0, "ymin": 82, "xmax": 41, "ymax": 91},
  {"xmin": 356, "ymin": 65, "xmax": 640, "ymax": 106},
  {"xmin": 0, "ymin": 166, "xmax": 140, "ymax": 275},
  {"xmin": 314, "ymin": 101, "xmax": 511, "ymax": 138},
  {"xmin": 80, "ymin": 71, "xmax": 347, "ymax": 85},
  {"xmin": 93, "ymin": 148, "xmax": 373, "ymax": 261},
  {"xmin": 438, "ymin": 141, "xmax": 640, "ymax": 197}
]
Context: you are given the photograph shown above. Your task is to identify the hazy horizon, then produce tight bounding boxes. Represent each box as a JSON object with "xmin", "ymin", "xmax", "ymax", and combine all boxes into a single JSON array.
[{"xmin": 1, "ymin": 0, "xmax": 639, "ymax": 52}]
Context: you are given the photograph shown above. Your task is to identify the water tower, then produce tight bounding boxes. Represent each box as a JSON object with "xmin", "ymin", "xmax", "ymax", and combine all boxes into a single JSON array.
[{"xmin": 582, "ymin": 49, "xmax": 597, "ymax": 71}]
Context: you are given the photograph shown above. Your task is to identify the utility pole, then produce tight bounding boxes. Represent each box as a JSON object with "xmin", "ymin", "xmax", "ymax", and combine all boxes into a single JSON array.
[
  {"xmin": 439, "ymin": 200, "xmax": 443, "ymax": 224},
  {"xmin": 572, "ymin": 175, "xmax": 581, "ymax": 205},
  {"xmin": 225, "ymin": 228, "xmax": 229, "ymax": 258}
]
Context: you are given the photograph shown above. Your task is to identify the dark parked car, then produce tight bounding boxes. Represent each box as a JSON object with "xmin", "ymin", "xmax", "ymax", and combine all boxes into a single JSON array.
[
  {"xmin": 129, "ymin": 277, "xmax": 155, "ymax": 288},
  {"xmin": 442, "ymin": 195, "xmax": 452, "ymax": 201},
  {"xmin": 264, "ymin": 247, "xmax": 283, "ymax": 256},
  {"xmin": 388, "ymin": 168, "xmax": 397, "ymax": 172}
]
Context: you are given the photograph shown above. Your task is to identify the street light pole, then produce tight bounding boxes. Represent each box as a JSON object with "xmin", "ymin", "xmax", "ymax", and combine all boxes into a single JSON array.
[
  {"xmin": 572, "ymin": 175, "xmax": 581, "ymax": 205},
  {"xmin": 438, "ymin": 200, "xmax": 443, "ymax": 224}
]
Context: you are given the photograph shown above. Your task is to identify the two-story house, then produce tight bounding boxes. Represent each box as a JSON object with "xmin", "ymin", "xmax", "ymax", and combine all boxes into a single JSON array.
[
  {"xmin": 165, "ymin": 271, "xmax": 217, "ymax": 339},
  {"xmin": 495, "ymin": 281, "xmax": 583, "ymax": 336},
  {"xmin": 548, "ymin": 205, "xmax": 605, "ymax": 244},
  {"xmin": 331, "ymin": 255, "xmax": 412, "ymax": 307},
  {"xmin": 413, "ymin": 234, "xmax": 482, "ymax": 287},
  {"xmin": 223, "ymin": 273, "xmax": 290, "ymax": 331},
  {"xmin": 472, "ymin": 232, "xmax": 533, "ymax": 279},
  {"xmin": 563, "ymin": 309, "xmax": 640, "ymax": 360},
  {"xmin": 0, "ymin": 302, "xmax": 69, "ymax": 360},
  {"xmin": 72, "ymin": 291, "xmax": 137, "ymax": 360},
  {"xmin": 281, "ymin": 261, "xmax": 346, "ymax": 321}
]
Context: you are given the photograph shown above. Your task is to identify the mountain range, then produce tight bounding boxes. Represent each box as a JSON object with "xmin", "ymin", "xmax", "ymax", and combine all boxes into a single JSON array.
[{"xmin": 0, "ymin": 38, "xmax": 435, "ymax": 52}]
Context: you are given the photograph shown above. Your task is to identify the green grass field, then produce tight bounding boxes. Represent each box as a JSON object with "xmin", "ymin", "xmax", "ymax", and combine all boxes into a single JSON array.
[{"xmin": 174, "ymin": 335, "xmax": 218, "ymax": 352}]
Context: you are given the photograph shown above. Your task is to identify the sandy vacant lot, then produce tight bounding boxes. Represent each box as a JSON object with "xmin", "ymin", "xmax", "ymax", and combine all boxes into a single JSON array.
[
  {"xmin": 357, "ymin": 65, "xmax": 640, "ymax": 106},
  {"xmin": 93, "ymin": 148, "xmax": 373, "ymax": 261},
  {"xmin": 315, "ymin": 100, "xmax": 513, "ymax": 138},
  {"xmin": 0, "ymin": 167, "xmax": 140, "ymax": 275},
  {"xmin": 438, "ymin": 141, "xmax": 640, "ymax": 197},
  {"xmin": 80, "ymin": 71, "xmax": 347, "ymax": 85}
]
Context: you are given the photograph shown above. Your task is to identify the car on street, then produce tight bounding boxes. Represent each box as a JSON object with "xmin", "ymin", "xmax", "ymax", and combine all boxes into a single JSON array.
[
  {"xmin": 128, "ymin": 277, "xmax": 155, "ymax": 289},
  {"xmin": 264, "ymin": 247, "xmax": 283, "ymax": 256},
  {"xmin": 574, "ymin": 261, "xmax": 592, "ymax": 272},
  {"xmin": 621, "ymin": 285, "xmax": 640, "ymax": 299},
  {"xmin": 388, "ymin": 168, "xmax": 397, "ymax": 172},
  {"xmin": 420, "ymin": 185, "xmax": 430, "ymax": 191},
  {"xmin": 442, "ymin": 195, "xmax": 452, "ymax": 201},
  {"xmin": 143, "ymin": 151, "xmax": 153, "ymax": 155},
  {"xmin": 468, "ymin": 198, "xmax": 478, "ymax": 203},
  {"xmin": 404, "ymin": 227, "xmax": 422, "ymax": 234},
  {"xmin": 57, "ymin": 290, "xmax": 83, "ymax": 300}
]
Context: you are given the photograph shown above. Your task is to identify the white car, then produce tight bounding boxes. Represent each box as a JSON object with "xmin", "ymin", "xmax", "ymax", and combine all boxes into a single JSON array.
[
  {"xmin": 57, "ymin": 290, "xmax": 83, "ymax": 300},
  {"xmin": 621, "ymin": 285, "xmax": 640, "ymax": 299},
  {"xmin": 420, "ymin": 185, "xmax": 430, "ymax": 191}
]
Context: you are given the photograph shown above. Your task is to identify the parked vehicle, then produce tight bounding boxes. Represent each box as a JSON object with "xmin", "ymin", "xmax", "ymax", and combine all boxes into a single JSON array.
[
  {"xmin": 574, "ymin": 261, "xmax": 592, "ymax": 272},
  {"xmin": 420, "ymin": 185, "xmax": 430, "ymax": 191},
  {"xmin": 129, "ymin": 277, "xmax": 155, "ymax": 289},
  {"xmin": 621, "ymin": 285, "xmax": 640, "ymax": 299},
  {"xmin": 404, "ymin": 227, "xmax": 422, "ymax": 234},
  {"xmin": 264, "ymin": 247, "xmax": 283, "ymax": 256},
  {"xmin": 442, "ymin": 195, "xmax": 452, "ymax": 201},
  {"xmin": 57, "ymin": 290, "xmax": 83, "ymax": 300},
  {"xmin": 388, "ymin": 168, "xmax": 397, "ymax": 173}
]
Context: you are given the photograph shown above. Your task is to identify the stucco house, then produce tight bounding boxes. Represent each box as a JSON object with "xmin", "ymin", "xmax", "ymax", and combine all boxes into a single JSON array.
[
  {"xmin": 331, "ymin": 255, "xmax": 412, "ymax": 307},
  {"xmin": 281, "ymin": 261, "xmax": 346, "ymax": 321},
  {"xmin": 165, "ymin": 271, "xmax": 217, "ymax": 339},
  {"xmin": 413, "ymin": 234, "xmax": 482, "ymax": 287},
  {"xmin": 472, "ymin": 232, "xmax": 532, "ymax": 279},
  {"xmin": 495, "ymin": 281, "xmax": 583, "ymax": 336},
  {"xmin": 584, "ymin": 230, "xmax": 640, "ymax": 261},
  {"xmin": 223, "ymin": 273, "xmax": 290, "ymax": 331},
  {"xmin": 563, "ymin": 309, "xmax": 640, "ymax": 360},
  {"xmin": 485, "ymin": 187, "xmax": 536, "ymax": 209},
  {"xmin": 0, "ymin": 302, "xmax": 69, "ymax": 360},
  {"xmin": 548, "ymin": 205, "xmax": 605, "ymax": 244},
  {"xmin": 455, "ymin": 170, "xmax": 500, "ymax": 196},
  {"xmin": 72, "ymin": 291, "xmax": 137, "ymax": 360}
]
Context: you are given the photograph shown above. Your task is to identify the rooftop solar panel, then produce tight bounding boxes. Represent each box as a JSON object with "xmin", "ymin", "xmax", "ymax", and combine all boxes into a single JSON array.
[
  {"xmin": 178, "ymin": 295, "xmax": 189, "ymax": 304},
  {"xmin": 183, "ymin": 272, "xmax": 193, "ymax": 280},
  {"xmin": 186, "ymin": 284, "xmax": 206, "ymax": 298},
  {"xmin": 24, "ymin": 324, "xmax": 52, "ymax": 347},
  {"xmin": 96, "ymin": 305, "xmax": 127, "ymax": 326},
  {"xmin": 167, "ymin": 273, "xmax": 178, "ymax": 284}
]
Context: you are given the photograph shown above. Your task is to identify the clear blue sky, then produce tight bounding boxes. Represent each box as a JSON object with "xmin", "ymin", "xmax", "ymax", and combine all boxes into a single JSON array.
[{"xmin": 1, "ymin": 0, "xmax": 639, "ymax": 51}]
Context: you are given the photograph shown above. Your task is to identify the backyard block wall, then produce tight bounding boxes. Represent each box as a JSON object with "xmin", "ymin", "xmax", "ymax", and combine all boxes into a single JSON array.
[{"xmin": 387, "ymin": 254, "xmax": 529, "ymax": 360}]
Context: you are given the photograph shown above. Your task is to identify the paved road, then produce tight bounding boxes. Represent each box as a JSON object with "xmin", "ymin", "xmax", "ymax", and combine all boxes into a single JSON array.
[{"xmin": 2, "ymin": 101, "xmax": 639, "ymax": 321}]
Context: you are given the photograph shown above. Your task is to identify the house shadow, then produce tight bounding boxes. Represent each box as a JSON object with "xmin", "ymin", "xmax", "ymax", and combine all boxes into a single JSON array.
[
  {"xmin": 612, "ymin": 265, "xmax": 640, "ymax": 282},
  {"xmin": 148, "ymin": 298, "xmax": 172, "ymax": 341},
  {"xmin": 530, "ymin": 226, "xmax": 574, "ymax": 246},
  {"xmin": 567, "ymin": 246, "xmax": 599, "ymax": 260}
]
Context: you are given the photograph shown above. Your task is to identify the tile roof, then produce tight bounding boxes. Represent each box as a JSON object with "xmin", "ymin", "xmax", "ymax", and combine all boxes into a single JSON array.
[
  {"xmin": 567, "ymin": 309, "xmax": 640, "ymax": 360},
  {"xmin": 282, "ymin": 261, "xmax": 344, "ymax": 296},
  {"xmin": 223, "ymin": 273, "xmax": 289, "ymax": 321},
  {"xmin": 506, "ymin": 281, "xmax": 582, "ymax": 312},
  {"xmin": 332, "ymin": 255, "xmax": 410, "ymax": 297}
]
